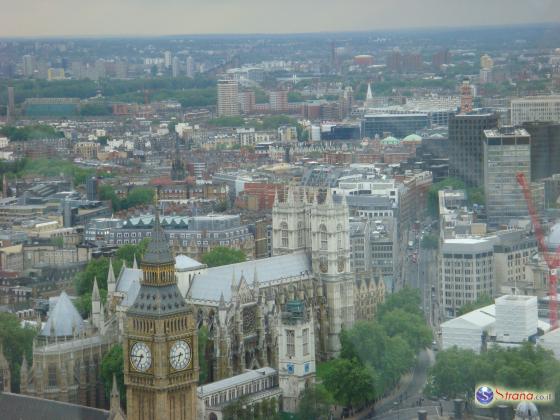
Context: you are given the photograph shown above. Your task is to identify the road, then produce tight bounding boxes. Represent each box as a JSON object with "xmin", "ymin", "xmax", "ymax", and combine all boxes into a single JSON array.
[{"xmin": 368, "ymin": 349, "xmax": 436, "ymax": 419}]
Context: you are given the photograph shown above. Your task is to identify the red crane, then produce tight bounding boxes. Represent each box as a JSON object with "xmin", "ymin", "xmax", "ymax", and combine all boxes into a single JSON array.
[{"xmin": 516, "ymin": 172, "xmax": 558, "ymax": 330}]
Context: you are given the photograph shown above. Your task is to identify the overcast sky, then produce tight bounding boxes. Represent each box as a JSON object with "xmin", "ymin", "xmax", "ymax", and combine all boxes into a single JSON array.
[{"xmin": 1, "ymin": 0, "xmax": 559, "ymax": 37}]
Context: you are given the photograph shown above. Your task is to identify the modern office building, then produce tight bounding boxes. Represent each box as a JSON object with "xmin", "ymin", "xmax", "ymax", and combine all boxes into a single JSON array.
[
  {"xmin": 217, "ymin": 79, "xmax": 239, "ymax": 117},
  {"xmin": 22, "ymin": 55, "xmax": 35, "ymax": 77},
  {"xmin": 361, "ymin": 113, "xmax": 429, "ymax": 138},
  {"xmin": 522, "ymin": 121, "xmax": 560, "ymax": 181},
  {"xmin": 511, "ymin": 96, "xmax": 560, "ymax": 126},
  {"xmin": 440, "ymin": 237, "xmax": 495, "ymax": 318},
  {"xmin": 269, "ymin": 90, "xmax": 288, "ymax": 112},
  {"xmin": 7, "ymin": 87, "xmax": 15, "ymax": 123},
  {"xmin": 483, "ymin": 127, "xmax": 531, "ymax": 226},
  {"xmin": 448, "ymin": 113, "xmax": 498, "ymax": 187}
]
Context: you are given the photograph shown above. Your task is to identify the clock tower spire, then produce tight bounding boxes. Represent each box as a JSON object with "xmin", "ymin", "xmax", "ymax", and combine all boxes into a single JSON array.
[{"xmin": 124, "ymin": 209, "xmax": 198, "ymax": 420}]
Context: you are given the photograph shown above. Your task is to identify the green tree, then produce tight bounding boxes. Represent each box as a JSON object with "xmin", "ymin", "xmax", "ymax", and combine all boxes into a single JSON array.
[
  {"xmin": 123, "ymin": 187, "xmax": 155, "ymax": 209},
  {"xmin": 100, "ymin": 344, "xmax": 125, "ymax": 406},
  {"xmin": 377, "ymin": 287, "xmax": 423, "ymax": 319},
  {"xmin": 198, "ymin": 325, "xmax": 209, "ymax": 384},
  {"xmin": 99, "ymin": 184, "xmax": 121, "ymax": 211},
  {"xmin": 115, "ymin": 239, "xmax": 150, "ymax": 266},
  {"xmin": 421, "ymin": 234, "xmax": 439, "ymax": 250},
  {"xmin": 379, "ymin": 309, "xmax": 432, "ymax": 352},
  {"xmin": 223, "ymin": 396, "xmax": 251, "ymax": 420},
  {"xmin": 429, "ymin": 347, "xmax": 479, "ymax": 399},
  {"xmin": 201, "ymin": 247, "xmax": 246, "ymax": 268},
  {"xmin": 456, "ymin": 294, "xmax": 493, "ymax": 316},
  {"xmin": 322, "ymin": 358, "xmax": 377, "ymax": 410},
  {"xmin": 207, "ymin": 116, "xmax": 245, "ymax": 127},
  {"xmin": 296, "ymin": 384, "xmax": 332, "ymax": 420},
  {"xmin": 467, "ymin": 187, "xmax": 485, "ymax": 206},
  {"xmin": 0, "ymin": 312, "xmax": 37, "ymax": 392},
  {"xmin": 51, "ymin": 236, "xmax": 64, "ymax": 249}
]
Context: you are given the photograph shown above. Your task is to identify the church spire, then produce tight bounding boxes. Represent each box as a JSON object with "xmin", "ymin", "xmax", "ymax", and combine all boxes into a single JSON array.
[
  {"xmin": 107, "ymin": 258, "xmax": 116, "ymax": 294},
  {"xmin": 133, "ymin": 254, "xmax": 138, "ymax": 269},
  {"xmin": 365, "ymin": 82, "xmax": 374, "ymax": 108},
  {"xmin": 92, "ymin": 277, "xmax": 100, "ymax": 302},
  {"xmin": 141, "ymin": 204, "xmax": 174, "ymax": 266},
  {"xmin": 110, "ymin": 374, "xmax": 120, "ymax": 410}
]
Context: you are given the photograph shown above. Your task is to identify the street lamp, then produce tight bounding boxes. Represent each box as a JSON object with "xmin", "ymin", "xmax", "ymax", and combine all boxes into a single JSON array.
[{"xmin": 394, "ymin": 401, "xmax": 400, "ymax": 420}]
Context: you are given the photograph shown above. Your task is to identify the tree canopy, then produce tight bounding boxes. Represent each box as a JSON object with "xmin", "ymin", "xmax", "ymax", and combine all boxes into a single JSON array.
[
  {"xmin": 100, "ymin": 344, "xmax": 125, "ymax": 406},
  {"xmin": 296, "ymin": 385, "xmax": 332, "ymax": 420},
  {"xmin": 319, "ymin": 288, "xmax": 431, "ymax": 410},
  {"xmin": 0, "ymin": 313, "xmax": 36, "ymax": 392},
  {"xmin": 201, "ymin": 247, "xmax": 246, "ymax": 268},
  {"xmin": 428, "ymin": 343, "xmax": 560, "ymax": 412},
  {"xmin": 98, "ymin": 185, "xmax": 155, "ymax": 211},
  {"xmin": 0, "ymin": 125, "xmax": 64, "ymax": 141}
]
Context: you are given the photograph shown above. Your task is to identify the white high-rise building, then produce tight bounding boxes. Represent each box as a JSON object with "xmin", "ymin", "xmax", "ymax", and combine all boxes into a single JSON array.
[
  {"xmin": 217, "ymin": 79, "xmax": 239, "ymax": 117},
  {"xmin": 511, "ymin": 96, "xmax": 560, "ymax": 125},
  {"xmin": 172, "ymin": 56, "xmax": 180, "ymax": 78},
  {"xmin": 186, "ymin": 56, "xmax": 195, "ymax": 78},
  {"xmin": 495, "ymin": 295, "xmax": 537, "ymax": 343},
  {"xmin": 23, "ymin": 55, "xmax": 35, "ymax": 77},
  {"xmin": 164, "ymin": 50, "xmax": 172, "ymax": 68},
  {"xmin": 440, "ymin": 237, "xmax": 495, "ymax": 318}
]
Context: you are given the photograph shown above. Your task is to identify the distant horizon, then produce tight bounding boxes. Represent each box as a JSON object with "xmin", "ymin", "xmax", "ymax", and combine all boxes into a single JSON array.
[
  {"xmin": 1, "ymin": 0, "xmax": 558, "ymax": 38},
  {"xmin": 1, "ymin": 21, "xmax": 559, "ymax": 41}
]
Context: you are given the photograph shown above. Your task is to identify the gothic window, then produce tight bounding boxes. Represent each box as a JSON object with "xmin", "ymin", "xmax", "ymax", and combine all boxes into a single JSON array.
[
  {"xmin": 337, "ymin": 224, "xmax": 343, "ymax": 250},
  {"xmin": 297, "ymin": 222, "xmax": 304, "ymax": 247},
  {"xmin": 303, "ymin": 328, "xmax": 309, "ymax": 355},
  {"xmin": 286, "ymin": 329, "xmax": 295, "ymax": 357},
  {"xmin": 280, "ymin": 222, "xmax": 289, "ymax": 248},
  {"xmin": 48, "ymin": 364, "xmax": 57, "ymax": 387},
  {"xmin": 319, "ymin": 225, "xmax": 328, "ymax": 250}
]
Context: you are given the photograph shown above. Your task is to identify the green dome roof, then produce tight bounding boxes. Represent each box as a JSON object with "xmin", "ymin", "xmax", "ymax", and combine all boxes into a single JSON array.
[
  {"xmin": 380, "ymin": 136, "xmax": 400, "ymax": 145},
  {"xmin": 403, "ymin": 134, "xmax": 422, "ymax": 142}
]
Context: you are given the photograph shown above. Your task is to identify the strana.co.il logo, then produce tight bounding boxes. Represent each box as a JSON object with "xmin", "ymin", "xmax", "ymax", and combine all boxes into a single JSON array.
[{"xmin": 476, "ymin": 385, "xmax": 494, "ymax": 405}]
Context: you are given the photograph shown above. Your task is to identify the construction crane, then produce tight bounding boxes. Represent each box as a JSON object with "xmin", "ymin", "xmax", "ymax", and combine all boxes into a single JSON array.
[{"xmin": 516, "ymin": 172, "xmax": 558, "ymax": 330}]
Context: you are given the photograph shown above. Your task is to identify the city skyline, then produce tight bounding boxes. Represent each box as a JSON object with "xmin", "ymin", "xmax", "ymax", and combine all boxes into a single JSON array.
[{"xmin": 0, "ymin": 0, "xmax": 559, "ymax": 37}]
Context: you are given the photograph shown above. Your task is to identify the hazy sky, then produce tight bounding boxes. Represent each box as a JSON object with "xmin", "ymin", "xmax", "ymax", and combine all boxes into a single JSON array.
[{"xmin": 1, "ymin": 0, "xmax": 559, "ymax": 37}]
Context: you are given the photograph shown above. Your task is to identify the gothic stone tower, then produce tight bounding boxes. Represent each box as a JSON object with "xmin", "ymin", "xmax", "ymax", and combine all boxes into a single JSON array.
[
  {"xmin": 310, "ymin": 190, "xmax": 354, "ymax": 357},
  {"xmin": 124, "ymin": 212, "xmax": 198, "ymax": 420}
]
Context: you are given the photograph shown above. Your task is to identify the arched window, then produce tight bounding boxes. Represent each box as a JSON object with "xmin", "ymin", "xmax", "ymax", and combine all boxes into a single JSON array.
[
  {"xmin": 319, "ymin": 225, "xmax": 328, "ymax": 250},
  {"xmin": 297, "ymin": 221, "xmax": 304, "ymax": 247},
  {"xmin": 337, "ymin": 224, "xmax": 343, "ymax": 250},
  {"xmin": 280, "ymin": 222, "xmax": 289, "ymax": 248}
]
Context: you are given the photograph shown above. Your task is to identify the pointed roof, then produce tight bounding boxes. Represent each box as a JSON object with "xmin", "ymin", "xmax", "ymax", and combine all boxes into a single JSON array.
[
  {"xmin": 92, "ymin": 277, "xmax": 100, "ymax": 301},
  {"xmin": 40, "ymin": 291, "xmax": 84, "ymax": 337},
  {"xmin": 107, "ymin": 259, "xmax": 116, "ymax": 285},
  {"xmin": 142, "ymin": 211, "xmax": 174, "ymax": 265},
  {"xmin": 20, "ymin": 356, "xmax": 28, "ymax": 374},
  {"xmin": 366, "ymin": 82, "xmax": 373, "ymax": 103},
  {"xmin": 132, "ymin": 254, "xmax": 138, "ymax": 269},
  {"xmin": 111, "ymin": 374, "xmax": 119, "ymax": 401}
]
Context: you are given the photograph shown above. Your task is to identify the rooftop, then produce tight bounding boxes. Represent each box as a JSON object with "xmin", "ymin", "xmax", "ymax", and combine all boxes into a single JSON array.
[
  {"xmin": 39, "ymin": 291, "xmax": 84, "ymax": 337},
  {"xmin": 198, "ymin": 367, "xmax": 276, "ymax": 396}
]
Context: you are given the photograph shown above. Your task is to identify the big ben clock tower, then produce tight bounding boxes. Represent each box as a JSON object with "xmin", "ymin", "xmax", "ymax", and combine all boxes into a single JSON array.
[{"xmin": 124, "ymin": 211, "xmax": 198, "ymax": 420}]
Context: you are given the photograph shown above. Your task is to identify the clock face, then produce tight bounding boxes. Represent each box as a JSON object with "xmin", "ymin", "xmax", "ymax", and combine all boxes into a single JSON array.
[
  {"xmin": 130, "ymin": 342, "xmax": 152, "ymax": 372},
  {"xmin": 169, "ymin": 340, "xmax": 191, "ymax": 371}
]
